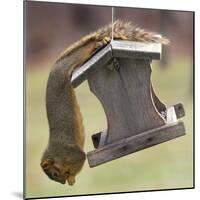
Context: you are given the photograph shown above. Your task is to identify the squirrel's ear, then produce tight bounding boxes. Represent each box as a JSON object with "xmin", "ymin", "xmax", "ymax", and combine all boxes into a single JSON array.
[{"xmin": 41, "ymin": 159, "xmax": 54, "ymax": 169}]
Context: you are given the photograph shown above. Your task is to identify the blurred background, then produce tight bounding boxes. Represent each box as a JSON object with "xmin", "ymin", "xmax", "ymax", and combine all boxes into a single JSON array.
[{"xmin": 25, "ymin": 1, "xmax": 194, "ymax": 199}]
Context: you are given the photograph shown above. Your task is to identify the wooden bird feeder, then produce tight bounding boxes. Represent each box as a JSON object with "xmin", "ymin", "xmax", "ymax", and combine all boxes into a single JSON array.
[{"xmin": 71, "ymin": 40, "xmax": 186, "ymax": 168}]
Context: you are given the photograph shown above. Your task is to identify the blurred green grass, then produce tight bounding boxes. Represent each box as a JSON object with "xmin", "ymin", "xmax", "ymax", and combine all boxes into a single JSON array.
[{"xmin": 26, "ymin": 58, "xmax": 193, "ymax": 198}]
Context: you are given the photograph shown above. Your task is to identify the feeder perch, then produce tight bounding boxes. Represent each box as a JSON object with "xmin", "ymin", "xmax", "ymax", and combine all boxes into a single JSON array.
[{"xmin": 71, "ymin": 40, "xmax": 186, "ymax": 168}]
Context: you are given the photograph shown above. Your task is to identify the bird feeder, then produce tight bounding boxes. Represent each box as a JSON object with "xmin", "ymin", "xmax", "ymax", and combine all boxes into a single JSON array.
[{"xmin": 71, "ymin": 40, "xmax": 186, "ymax": 168}]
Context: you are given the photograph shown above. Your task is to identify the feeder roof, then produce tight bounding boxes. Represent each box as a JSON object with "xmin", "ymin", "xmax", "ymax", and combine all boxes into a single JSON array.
[{"xmin": 71, "ymin": 40, "xmax": 161, "ymax": 88}]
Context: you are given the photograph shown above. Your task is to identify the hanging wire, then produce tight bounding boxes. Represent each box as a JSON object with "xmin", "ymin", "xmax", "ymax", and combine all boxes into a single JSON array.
[{"xmin": 111, "ymin": 7, "xmax": 116, "ymax": 41}]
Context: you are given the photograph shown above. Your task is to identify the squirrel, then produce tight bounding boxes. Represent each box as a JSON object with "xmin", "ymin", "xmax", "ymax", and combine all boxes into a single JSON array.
[{"xmin": 40, "ymin": 20, "xmax": 169, "ymax": 186}]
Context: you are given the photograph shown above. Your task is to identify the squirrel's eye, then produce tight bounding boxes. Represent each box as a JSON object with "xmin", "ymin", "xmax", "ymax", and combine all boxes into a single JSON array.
[
  {"xmin": 52, "ymin": 171, "xmax": 59, "ymax": 178},
  {"xmin": 65, "ymin": 171, "xmax": 69, "ymax": 175}
]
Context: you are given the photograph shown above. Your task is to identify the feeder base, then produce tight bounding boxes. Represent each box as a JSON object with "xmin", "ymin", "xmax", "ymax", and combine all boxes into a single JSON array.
[{"xmin": 87, "ymin": 122, "xmax": 185, "ymax": 168}]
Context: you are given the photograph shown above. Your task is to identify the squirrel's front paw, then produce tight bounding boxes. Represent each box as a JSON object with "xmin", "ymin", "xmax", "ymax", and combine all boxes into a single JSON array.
[{"xmin": 67, "ymin": 175, "xmax": 75, "ymax": 186}]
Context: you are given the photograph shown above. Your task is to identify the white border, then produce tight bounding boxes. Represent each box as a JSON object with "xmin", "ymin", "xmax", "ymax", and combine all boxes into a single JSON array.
[{"xmin": 0, "ymin": 0, "xmax": 198, "ymax": 200}]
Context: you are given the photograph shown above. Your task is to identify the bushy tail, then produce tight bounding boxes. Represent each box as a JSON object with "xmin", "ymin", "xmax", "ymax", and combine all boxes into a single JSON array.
[
  {"xmin": 96, "ymin": 20, "xmax": 169, "ymax": 44},
  {"xmin": 57, "ymin": 20, "xmax": 169, "ymax": 64}
]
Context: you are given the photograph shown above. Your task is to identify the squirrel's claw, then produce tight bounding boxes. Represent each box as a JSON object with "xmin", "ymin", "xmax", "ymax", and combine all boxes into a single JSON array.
[
  {"xmin": 95, "ymin": 36, "xmax": 111, "ymax": 50},
  {"xmin": 67, "ymin": 175, "xmax": 76, "ymax": 186}
]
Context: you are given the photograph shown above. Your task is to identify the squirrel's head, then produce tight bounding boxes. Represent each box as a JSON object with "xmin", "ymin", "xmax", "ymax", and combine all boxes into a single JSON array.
[{"xmin": 40, "ymin": 144, "xmax": 86, "ymax": 186}]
